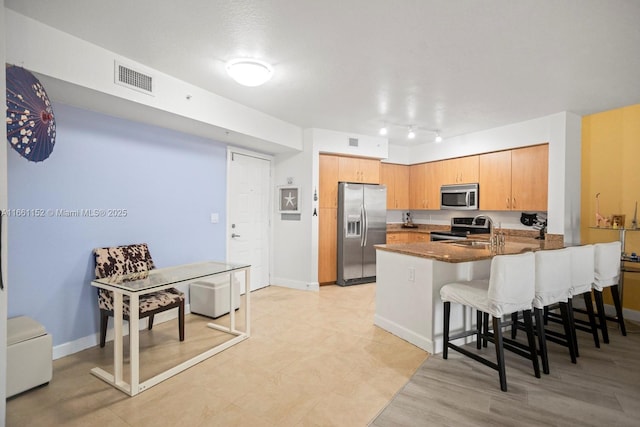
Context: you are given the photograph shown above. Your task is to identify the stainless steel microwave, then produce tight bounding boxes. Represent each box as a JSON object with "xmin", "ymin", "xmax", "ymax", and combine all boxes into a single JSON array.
[{"xmin": 440, "ymin": 183, "xmax": 479, "ymax": 210}]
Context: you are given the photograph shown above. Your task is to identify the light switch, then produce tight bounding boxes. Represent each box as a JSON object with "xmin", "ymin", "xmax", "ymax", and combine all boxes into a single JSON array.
[{"xmin": 210, "ymin": 213, "xmax": 219, "ymax": 223}]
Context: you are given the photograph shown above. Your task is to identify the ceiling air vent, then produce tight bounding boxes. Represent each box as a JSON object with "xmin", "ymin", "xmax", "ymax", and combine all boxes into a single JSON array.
[
  {"xmin": 349, "ymin": 138, "xmax": 359, "ymax": 147},
  {"xmin": 114, "ymin": 61, "xmax": 155, "ymax": 96}
]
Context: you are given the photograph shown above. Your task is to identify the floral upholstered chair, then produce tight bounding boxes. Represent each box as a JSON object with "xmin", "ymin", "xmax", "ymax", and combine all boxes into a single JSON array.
[{"xmin": 93, "ymin": 243, "xmax": 185, "ymax": 347}]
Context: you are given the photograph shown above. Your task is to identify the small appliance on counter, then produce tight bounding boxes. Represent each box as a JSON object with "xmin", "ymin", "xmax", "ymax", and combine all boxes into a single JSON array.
[
  {"xmin": 430, "ymin": 216, "xmax": 492, "ymax": 241},
  {"xmin": 402, "ymin": 212, "xmax": 417, "ymax": 228}
]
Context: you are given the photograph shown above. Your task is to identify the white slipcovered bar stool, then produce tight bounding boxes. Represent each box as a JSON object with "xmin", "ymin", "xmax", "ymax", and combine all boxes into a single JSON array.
[
  {"xmin": 441, "ymin": 251, "xmax": 540, "ymax": 392},
  {"xmin": 532, "ymin": 248, "xmax": 576, "ymax": 374},
  {"xmin": 594, "ymin": 241, "xmax": 626, "ymax": 342},
  {"xmin": 568, "ymin": 244, "xmax": 601, "ymax": 350}
]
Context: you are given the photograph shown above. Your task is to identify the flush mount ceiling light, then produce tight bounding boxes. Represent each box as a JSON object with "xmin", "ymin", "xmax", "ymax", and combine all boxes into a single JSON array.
[
  {"xmin": 435, "ymin": 132, "xmax": 443, "ymax": 143},
  {"xmin": 379, "ymin": 125, "xmax": 388, "ymax": 136},
  {"xmin": 225, "ymin": 58, "xmax": 273, "ymax": 87},
  {"xmin": 407, "ymin": 127, "xmax": 416, "ymax": 139}
]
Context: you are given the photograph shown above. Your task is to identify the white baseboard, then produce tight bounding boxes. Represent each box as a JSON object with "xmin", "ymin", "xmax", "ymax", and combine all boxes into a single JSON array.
[
  {"xmin": 270, "ymin": 277, "xmax": 319, "ymax": 292},
  {"xmin": 52, "ymin": 304, "xmax": 191, "ymax": 360}
]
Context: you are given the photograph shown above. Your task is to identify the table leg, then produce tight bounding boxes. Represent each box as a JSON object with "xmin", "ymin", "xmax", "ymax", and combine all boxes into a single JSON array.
[
  {"xmin": 230, "ymin": 271, "xmax": 236, "ymax": 332},
  {"xmin": 245, "ymin": 268, "xmax": 251, "ymax": 336},
  {"xmin": 129, "ymin": 293, "xmax": 140, "ymax": 395},
  {"xmin": 113, "ymin": 292, "xmax": 124, "ymax": 384}
]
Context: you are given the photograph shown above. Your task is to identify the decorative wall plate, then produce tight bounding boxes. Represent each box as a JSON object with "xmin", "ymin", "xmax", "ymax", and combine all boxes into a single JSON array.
[{"xmin": 6, "ymin": 64, "xmax": 56, "ymax": 162}]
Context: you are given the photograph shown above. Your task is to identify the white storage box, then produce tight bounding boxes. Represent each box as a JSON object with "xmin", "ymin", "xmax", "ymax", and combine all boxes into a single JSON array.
[
  {"xmin": 190, "ymin": 275, "xmax": 240, "ymax": 318},
  {"xmin": 7, "ymin": 316, "xmax": 52, "ymax": 397}
]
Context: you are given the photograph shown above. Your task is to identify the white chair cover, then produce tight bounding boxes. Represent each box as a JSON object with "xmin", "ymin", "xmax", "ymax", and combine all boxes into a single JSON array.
[
  {"xmin": 594, "ymin": 241, "xmax": 621, "ymax": 292},
  {"xmin": 441, "ymin": 252, "xmax": 535, "ymax": 318},
  {"xmin": 533, "ymin": 248, "xmax": 572, "ymax": 308},
  {"xmin": 569, "ymin": 245, "xmax": 595, "ymax": 296}
]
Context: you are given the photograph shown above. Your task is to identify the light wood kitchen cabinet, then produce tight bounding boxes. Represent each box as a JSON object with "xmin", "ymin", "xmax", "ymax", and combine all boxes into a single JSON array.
[
  {"xmin": 410, "ymin": 162, "xmax": 442, "ymax": 210},
  {"xmin": 319, "ymin": 154, "xmax": 339, "ymax": 208},
  {"xmin": 479, "ymin": 144, "xmax": 548, "ymax": 211},
  {"xmin": 386, "ymin": 232, "xmax": 410, "ymax": 244},
  {"xmin": 441, "ymin": 156, "xmax": 479, "ymax": 185},
  {"xmin": 338, "ymin": 156, "xmax": 380, "ymax": 183},
  {"xmin": 380, "ymin": 163, "xmax": 410, "ymax": 209},
  {"xmin": 511, "ymin": 144, "xmax": 548, "ymax": 211},
  {"xmin": 479, "ymin": 150, "xmax": 512, "ymax": 210},
  {"xmin": 408, "ymin": 232, "xmax": 430, "ymax": 243},
  {"xmin": 318, "ymin": 207, "xmax": 337, "ymax": 284},
  {"xmin": 409, "ymin": 163, "xmax": 427, "ymax": 209}
]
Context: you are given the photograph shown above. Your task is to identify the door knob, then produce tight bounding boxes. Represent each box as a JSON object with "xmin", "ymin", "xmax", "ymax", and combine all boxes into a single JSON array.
[{"xmin": 232, "ymin": 233, "xmax": 241, "ymax": 238}]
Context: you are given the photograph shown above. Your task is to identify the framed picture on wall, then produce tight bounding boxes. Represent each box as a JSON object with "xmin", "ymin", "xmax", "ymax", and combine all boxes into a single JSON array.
[{"xmin": 278, "ymin": 186, "xmax": 300, "ymax": 213}]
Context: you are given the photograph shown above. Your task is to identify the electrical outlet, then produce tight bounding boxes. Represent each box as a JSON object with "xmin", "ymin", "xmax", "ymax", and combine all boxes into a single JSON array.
[{"xmin": 408, "ymin": 267, "xmax": 415, "ymax": 282}]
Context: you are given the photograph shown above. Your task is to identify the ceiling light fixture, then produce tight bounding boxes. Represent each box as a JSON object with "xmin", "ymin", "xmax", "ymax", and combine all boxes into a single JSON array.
[
  {"xmin": 379, "ymin": 126, "xmax": 388, "ymax": 136},
  {"xmin": 407, "ymin": 127, "xmax": 416, "ymax": 139},
  {"xmin": 434, "ymin": 132, "xmax": 443, "ymax": 143},
  {"xmin": 225, "ymin": 58, "xmax": 273, "ymax": 87}
]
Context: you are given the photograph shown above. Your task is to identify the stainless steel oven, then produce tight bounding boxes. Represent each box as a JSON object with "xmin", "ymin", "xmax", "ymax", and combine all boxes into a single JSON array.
[
  {"xmin": 430, "ymin": 216, "xmax": 491, "ymax": 241},
  {"xmin": 440, "ymin": 183, "xmax": 479, "ymax": 210}
]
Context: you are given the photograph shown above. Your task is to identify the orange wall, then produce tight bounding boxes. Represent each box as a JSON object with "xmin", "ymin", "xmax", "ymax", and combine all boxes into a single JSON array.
[{"xmin": 581, "ymin": 104, "xmax": 640, "ymax": 310}]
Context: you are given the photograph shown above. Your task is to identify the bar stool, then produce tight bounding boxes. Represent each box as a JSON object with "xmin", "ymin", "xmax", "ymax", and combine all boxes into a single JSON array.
[
  {"xmin": 532, "ymin": 248, "xmax": 576, "ymax": 374},
  {"xmin": 441, "ymin": 252, "xmax": 540, "ymax": 392},
  {"xmin": 594, "ymin": 241, "xmax": 626, "ymax": 343},
  {"xmin": 568, "ymin": 244, "xmax": 600, "ymax": 350}
]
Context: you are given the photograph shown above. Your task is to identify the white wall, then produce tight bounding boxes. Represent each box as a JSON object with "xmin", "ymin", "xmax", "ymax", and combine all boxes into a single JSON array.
[
  {"xmin": 1, "ymin": 0, "xmax": 8, "ymax": 420},
  {"xmin": 4, "ymin": 9, "xmax": 303, "ymax": 154}
]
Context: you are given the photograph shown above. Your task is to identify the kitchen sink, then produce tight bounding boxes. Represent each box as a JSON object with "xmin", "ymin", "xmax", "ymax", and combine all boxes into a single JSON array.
[{"xmin": 446, "ymin": 240, "xmax": 491, "ymax": 248}]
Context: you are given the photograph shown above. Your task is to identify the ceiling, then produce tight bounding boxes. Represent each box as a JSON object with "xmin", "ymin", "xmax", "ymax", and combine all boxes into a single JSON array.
[{"xmin": 6, "ymin": 0, "xmax": 640, "ymax": 147}]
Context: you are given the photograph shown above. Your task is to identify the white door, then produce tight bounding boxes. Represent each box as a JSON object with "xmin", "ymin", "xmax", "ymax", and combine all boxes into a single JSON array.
[{"xmin": 228, "ymin": 151, "xmax": 270, "ymax": 291}]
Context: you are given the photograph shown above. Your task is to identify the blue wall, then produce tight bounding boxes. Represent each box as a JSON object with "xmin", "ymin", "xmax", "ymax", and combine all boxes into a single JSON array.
[{"xmin": 7, "ymin": 103, "xmax": 228, "ymax": 346}]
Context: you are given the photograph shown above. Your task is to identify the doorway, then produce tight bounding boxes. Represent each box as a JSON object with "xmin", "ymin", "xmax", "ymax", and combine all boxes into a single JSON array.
[{"xmin": 227, "ymin": 150, "xmax": 271, "ymax": 291}]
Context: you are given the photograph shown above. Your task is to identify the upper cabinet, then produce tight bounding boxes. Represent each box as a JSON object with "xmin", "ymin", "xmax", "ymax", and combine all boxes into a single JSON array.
[
  {"xmin": 479, "ymin": 144, "xmax": 548, "ymax": 211},
  {"xmin": 380, "ymin": 163, "xmax": 410, "ymax": 209},
  {"xmin": 511, "ymin": 144, "xmax": 548, "ymax": 211},
  {"xmin": 338, "ymin": 156, "xmax": 380, "ymax": 183},
  {"xmin": 441, "ymin": 156, "xmax": 479, "ymax": 185},
  {"xmin": 409, "ymin": 162, "xmax": 441, "ymax": 210}
]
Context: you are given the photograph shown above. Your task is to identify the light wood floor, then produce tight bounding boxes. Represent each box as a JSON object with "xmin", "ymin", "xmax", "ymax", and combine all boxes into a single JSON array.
[
  {"xmin": 372, "ymin": 316, "xmax": 640, "ymax": 426},
  {"xmin": 7, "ymin": 284, "xmax": 428, "ymax": 426}
]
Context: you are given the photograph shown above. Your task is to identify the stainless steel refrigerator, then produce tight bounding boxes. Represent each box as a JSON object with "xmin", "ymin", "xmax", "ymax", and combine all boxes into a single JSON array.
[{"xmin": 337, "ymin": 182, "xmax": 387, "ymax": 286}]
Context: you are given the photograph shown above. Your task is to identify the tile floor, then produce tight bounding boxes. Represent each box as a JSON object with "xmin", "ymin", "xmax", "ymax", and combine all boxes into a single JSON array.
[{"xmin": 7, "ymin": 284, "xmax": 428, "ymax": 426}]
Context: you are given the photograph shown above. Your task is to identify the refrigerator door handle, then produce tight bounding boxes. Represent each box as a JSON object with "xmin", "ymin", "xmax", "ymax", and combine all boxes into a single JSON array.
[{"xmin": 362, "ymin": 204, "xmax": 368, "ymax": 247}]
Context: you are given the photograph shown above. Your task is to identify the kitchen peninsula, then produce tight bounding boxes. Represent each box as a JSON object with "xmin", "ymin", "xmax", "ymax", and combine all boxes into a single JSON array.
[{"xmin": 374, "ymin": 238, "xmax": 563, "ymax": 354}]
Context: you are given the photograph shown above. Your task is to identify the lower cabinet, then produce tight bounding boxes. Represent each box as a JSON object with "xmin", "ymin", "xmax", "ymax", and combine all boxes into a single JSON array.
[{"xmin": 387, "ymin": 231, "xmax": 430, "ymax": 243}]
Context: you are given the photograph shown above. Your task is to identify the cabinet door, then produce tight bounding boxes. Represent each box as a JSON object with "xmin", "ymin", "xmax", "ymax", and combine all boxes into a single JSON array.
[
  {"xmin": 479, "ymin": 150, "xmax": 512, "ymax": 210},
  {"xmin": 338, "ymin": 156, "xmax": 360, "ymax": 182},
  {"xmin": 380, "ymin": 163, "xmax": 396, "ymax": 209},
  {"xmin": 409, "ymin": 163, "xmax": 427, "ymax": 209},
  {"xmin": 408, "ymin": 233, "xmax": 429, "ymax": 243},
  {"xmin": 441, "ymin": 156, "xmax": 479, "ymax": 184},
  {"xmin": 319, "ymin": 154, "xmax": 339, "ymax": 208},
  {"xmin": 394, "ymin": 164, "xmax": 410, "ymax": 209},
  {"xmin": 359, "ymin": 158, "xmax": 380, "ymax": 184},
  {"xmin": 425, "ymin": 161, "xmax": 442, "ymax": 209},
  {"xmin": 456, "ymin": 155, "xmax": 479, "ymax": 184},
  {"xmin": 387, "ymin": 232, "xmax": 410, "ymax": 244},
  {"xmin": 318, "ymin": 208, "xmax": 337, "ymax": 284},
  {"xmin": 511, "ymin": 144, "xmax": 548, "ymax": 211}
]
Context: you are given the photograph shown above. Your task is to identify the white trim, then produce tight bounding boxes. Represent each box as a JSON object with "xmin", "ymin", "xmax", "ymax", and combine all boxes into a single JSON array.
[{"xmin": 270, "ymin": 277, "xmax": 319, "ymax": 292}]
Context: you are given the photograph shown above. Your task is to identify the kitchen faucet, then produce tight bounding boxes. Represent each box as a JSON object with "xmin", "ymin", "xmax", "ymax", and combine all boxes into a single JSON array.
[{"xmin": 473, "ymin": 215, "xmax": 495, "ymax": 243}]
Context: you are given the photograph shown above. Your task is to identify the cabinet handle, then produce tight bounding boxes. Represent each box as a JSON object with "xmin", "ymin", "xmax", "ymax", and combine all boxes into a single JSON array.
[
  {"xmin": 506, "ymin": 198, "xmax": 509, "ymax": 209},
  {"xmin": 512, "ymin": 197, "xmax": 516, "ymax": 209}
]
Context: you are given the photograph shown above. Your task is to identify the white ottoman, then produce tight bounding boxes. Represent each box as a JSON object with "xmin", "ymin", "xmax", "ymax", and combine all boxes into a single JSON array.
[
  {"xmin": 7, "ymin": 316, "xmax": 52, "ymax": 397},
  {"xmin": 190, "ymin": 275, "xmax": 241, "ymax": 318}
]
